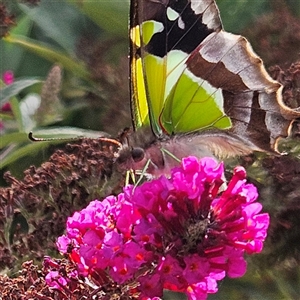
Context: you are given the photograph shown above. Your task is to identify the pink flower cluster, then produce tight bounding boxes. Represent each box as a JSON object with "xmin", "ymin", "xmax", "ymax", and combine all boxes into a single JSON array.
[{"xmin": 48, "ymin": 157, "xmax": 269, "ymax": 299}]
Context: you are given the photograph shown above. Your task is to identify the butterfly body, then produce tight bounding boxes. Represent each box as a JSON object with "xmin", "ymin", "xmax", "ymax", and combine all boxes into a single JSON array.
[
  {"xmin": 117, "ymin": 0, "xmax": 300, "ymax": 175},
  {"xmin": 116, "ymin": 126, "xmax": 257, "ymax": 176}
]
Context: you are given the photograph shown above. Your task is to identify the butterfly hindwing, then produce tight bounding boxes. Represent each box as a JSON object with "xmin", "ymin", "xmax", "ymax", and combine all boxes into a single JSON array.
[{"xmin": 130, "ymin": 0, "xmax": 300, "ymax": 154}]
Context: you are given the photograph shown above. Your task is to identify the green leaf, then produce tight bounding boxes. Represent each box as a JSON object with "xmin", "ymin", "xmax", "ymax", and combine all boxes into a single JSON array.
[
  {"xmin": 0, "ymin": 15, "xmax": 33, "ymax": 72},
  {"xmin": 0, "ymin": 132, "xmax": 29, "ymax": 149},
  {"xmin": 0, "ymin": 127, "xmax": 110, "ymax": 169},
  {"xmin": 0, "ymin": 113, "xmax": 14, "ymax": 120},
  {"xmin": 29, "ymin": 127, "xmax": 110, "ymax": 140},
  {"xmin": 19, "ymin": 1, "xmax": 97, "ymax": 53},
  {"xmin": 0, "ymin": 127, "xmax": 108, "ymax": 150},
  {"xmin": 0, "ymin": 78, "xmax": 41, "ymax": 103},
  {"xmin": 0, "ymin": 142, "xmax": 52, "ymax": 169},
  {"xmin": 3, "ymin": 35, "xmax": 90, "ymax": 80},
  {"xmin": 67, "ymin": 0, "xmax": 129, "ymax": 38},
  {"xmin": 10, "ymin": 96, "xmax": 25, "ymax": 132}
]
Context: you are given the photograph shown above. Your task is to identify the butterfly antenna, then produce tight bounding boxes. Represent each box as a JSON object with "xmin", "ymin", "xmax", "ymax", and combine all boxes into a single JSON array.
[
  {"xmin": 28, "ymin": 131, "xmax": 80, "ymax": 142},
  {"xmin": 97, "ymin": 137, "xmax": 122, "ymax": 148},
  {"xmin": 29, "ymin": 132, "xmax": 122, "ymax": 148},
  {"xmin": 117, "ymin": 127, "xmax": 132, "ymax": 145}
]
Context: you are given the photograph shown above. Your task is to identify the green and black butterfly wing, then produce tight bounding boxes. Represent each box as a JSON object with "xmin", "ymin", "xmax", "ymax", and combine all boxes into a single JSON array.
[
  {"xmin": 130, "ymin": 0, "xmax": 230, "ymax": 136},
  {"xmin": 130, "ymin": 0, "xmax": 300, "ymax": 157}
]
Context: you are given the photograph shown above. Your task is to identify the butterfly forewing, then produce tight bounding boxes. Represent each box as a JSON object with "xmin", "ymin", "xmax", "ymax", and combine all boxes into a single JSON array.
[
  {"xmin": 130, "ymin": 0, "xmax": 300, "ymax": 155},
  {"xmin": 130, "ymin": 0, "xmax": 150, "ymax": 130},
  {"xmin": 131, "ymin": 0, "xmax": 226, "ymax": 136}
]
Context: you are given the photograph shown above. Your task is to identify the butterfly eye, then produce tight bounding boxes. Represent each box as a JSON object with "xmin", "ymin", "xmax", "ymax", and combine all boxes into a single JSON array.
[{"xmin": 131, "ymin": 147, "xmax": 145, "ymax": 162}]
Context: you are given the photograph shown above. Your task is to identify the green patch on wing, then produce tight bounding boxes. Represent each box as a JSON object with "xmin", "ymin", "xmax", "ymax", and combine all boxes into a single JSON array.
[
  {"xmin": 143, "ymin": 50, "xmax": 231, "ymax": 135},
  {"xmin": 143, "ymin": 54, "xmax": 166, "ymax": 135},
  {"xmin": 133, "ymin": 57, "xmax": 150, "ymax": 128},
  {"xmin": 142, "ymin": 20, "xmax": 164, "ymax": 45},
  {"xmin": 162, "ymin": 71, "xmax": 231, "ymax": 133}
]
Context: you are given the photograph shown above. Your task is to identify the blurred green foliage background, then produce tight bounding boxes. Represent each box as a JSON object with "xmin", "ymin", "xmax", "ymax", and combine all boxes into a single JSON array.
[{"xmin": 0, "ymin": 1, "xmax": 300, "ymax": 298}]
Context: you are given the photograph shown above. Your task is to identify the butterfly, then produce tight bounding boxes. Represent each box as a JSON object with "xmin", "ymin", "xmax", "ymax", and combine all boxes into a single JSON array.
[{"xmin": 115, "ymin": 0, "xmax": 300, "ymax": 176}]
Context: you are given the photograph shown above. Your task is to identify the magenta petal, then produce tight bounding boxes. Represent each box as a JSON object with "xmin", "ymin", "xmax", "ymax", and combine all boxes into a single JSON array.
[
  {"xmin": 242, "ymin": 184, "xmax": 259, "ymax": 203},
  {"xmin": 227, "ymin": 255, "xmax": 247, "ymax": 278},
  {"xmin": 56, "ymin": 235, "xmax": 71, "ymax": 254},
  {"xmin": 181, "ymin": 156, "xmax": 201, "ymax": 172},
  {"xmin": 200, "ymin": 157, "xmax": 224, "ymax": 181},
  {"xmin": 45, "ymin": 271, "xmax": 67, "ymax": 290},
  {"xmin": 244, "ymin": 203, "xmax": 262, "ymax": 217}
]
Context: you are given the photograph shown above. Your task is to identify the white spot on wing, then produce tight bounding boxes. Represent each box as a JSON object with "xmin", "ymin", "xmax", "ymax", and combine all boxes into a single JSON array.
[
  {"xmin": 178, "ymin": 16, "xmax": 185, "ymax": 30},
  {"xmin": 190, "ymin": 0, "xmax": 212, "ymax": 14},
  {"xmin": 190, "ymin": 0, "xmax": 221, "ymax": 30},
  {"xmin": 167, "ymin": 7, "xmax": 179, "ymax": 21}
]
